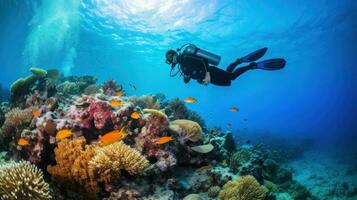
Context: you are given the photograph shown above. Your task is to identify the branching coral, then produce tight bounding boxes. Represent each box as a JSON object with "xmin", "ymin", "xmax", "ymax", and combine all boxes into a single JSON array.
[
  {"xmin": 218, "ymin": 175, "xmax": 268, "ymax": 200},
  {"xmin": 89, "ymin": 141, "xmax": 150, "ymax": 183},
  {"xmin": 0, "ymin": 160, "xmax": 51, "ymax": 200},
  {"xmin": 169, "ymin": 119, "xmax": 202, "ymax": 144}
]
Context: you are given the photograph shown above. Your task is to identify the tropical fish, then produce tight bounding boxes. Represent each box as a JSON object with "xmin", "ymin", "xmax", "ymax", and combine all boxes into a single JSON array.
[
  {"xmin": 129, "ymin": 83, "xmax": 137, "ymax": 90},
  {"xmin": 56, "ymin": 129, "xmax": 72, "ymax": 140},
  {"xmin": 109, "ymin": 99, "xmax": 124, "ymax": 107},
  {"xmin": 243, "ymin": 127, "xmax": 248, "ymax": 131},
  {"xmin": 131, "ymin": 112, "xmax": 141, "ymax": 119},
  {"xmin": 100, "ymin": 128, "xmax": 127, "ymax": 146},
  {"xmin": 115, "ymin": 90, "xmax": 124, "ymax": 97},
  {"xmin": 229, "ymin": 107, "xmax": 239, "ymax": 112},
  {"xmin": 243, "ymin": 118, "xmax": 248, "ymax": 121},
  {"xmin": 246, "ymin": 140, "xmax": 251, "ymax": 144},
  {"xmin": 32, "ymin": 108, "xmax": 41, "ymax": 117},
  {"xmin": 184, "ymin": 97, "xmax": 197, "ymax": 103},
  {"xmin": 227, "ymin": 123, "xmax": 232, "ymax": 128},
  {"xmin": 156, "ymin": 136, "xmax": 174, "ymax": 145},
  {"xmin": 18, "ymin": 138, "xmax": 29, "ymax": 146}
]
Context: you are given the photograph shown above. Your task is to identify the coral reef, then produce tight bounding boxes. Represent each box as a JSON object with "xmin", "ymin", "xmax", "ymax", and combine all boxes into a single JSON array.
[
  {"xmin": 219, "ymin": 175, "xmax": 268, "ymax": 200},
  {"xmin": 0, "ymin": 71, "xmax": 320, "ymax": 200},
  {"xmin": 0, "ymin": 160, "xmax": 51, "ymax": 200}
]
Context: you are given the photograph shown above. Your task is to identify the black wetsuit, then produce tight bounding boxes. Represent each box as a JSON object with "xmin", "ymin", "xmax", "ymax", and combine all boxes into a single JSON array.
[{"xmin": 178, "ymin": 53, "xmax": 254, "ymax": 86}]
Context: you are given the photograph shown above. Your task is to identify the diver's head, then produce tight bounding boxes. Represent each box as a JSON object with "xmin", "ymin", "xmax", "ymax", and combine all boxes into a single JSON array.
[{"xmin": 165, "ymin": 49, "xmax": 179, "ymax": 65}]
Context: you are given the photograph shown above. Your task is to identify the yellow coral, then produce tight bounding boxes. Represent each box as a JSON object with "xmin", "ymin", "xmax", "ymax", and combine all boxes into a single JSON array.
[
  {"xmin": 169, "ymin": 119, "xmax": 202, "ymax": 143},
  {"xmin": 0, "ymin": 160, "xmax": 51, "ymax": 200},
  {"xmin": 89, "ymin": 141, "xmax": 149, "ymax": 183},
  {"xmin": 219, "ymin": 175, "xmax": 268, "ymax": 200}
]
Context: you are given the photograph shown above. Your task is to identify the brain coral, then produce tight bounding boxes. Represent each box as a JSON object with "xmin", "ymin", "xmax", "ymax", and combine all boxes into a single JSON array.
[
  {"xmin": 169, "ymin": 119, "xmax": 202, "ymax": 144},
  {"xmin": 219, "ymin": 175, "xmax": 268, "ymax": 200},
  {"xmin": 0, "ymin": 160, "xmax": 51, "ymax": 200},
  {"xmin": 89, "ymin": 141, "xmax": 150, "ymax": 183}
]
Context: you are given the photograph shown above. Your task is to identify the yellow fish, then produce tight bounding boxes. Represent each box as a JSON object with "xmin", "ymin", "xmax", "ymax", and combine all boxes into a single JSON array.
[
  {"xmin": 100, "ymin": 128, "xmax": 126, "ymax": 146},
  {"xmin": 115, "ymin": 91, "xmax": 124, "ymax": 97},
  {"xmin": 184, "ymin": 97, "xmax": 197, "ymax": 103},
  {"xmin": 156, "ymin": 136, "xmax": 174, "ymax": 145},
  {"xmin": 18, "ymin": 138, "xmax": 29, "ymax": 146},
  {"xmin": 131, "ymin": 112, "xmax": 141, "ymax": 119},
  {"xmin": 32, "ymin": 108, "xmax": 41, "ymax": 117},
  {"xmin": 109, "ymin": 99, "xmax": 124, "ymax": 107},
  {"xmin": 229, "ymin": 107, "xmax": 239, "ymax": 112},
  {"xmin": 56, "ymin": 129, "xmax": 72, "ymax": 141}
]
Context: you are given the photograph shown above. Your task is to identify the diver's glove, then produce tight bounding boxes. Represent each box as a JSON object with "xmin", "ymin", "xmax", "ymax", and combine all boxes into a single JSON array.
[{"xmin": 202, "ymin": 72, "xmax": 211, "ymax": 85}]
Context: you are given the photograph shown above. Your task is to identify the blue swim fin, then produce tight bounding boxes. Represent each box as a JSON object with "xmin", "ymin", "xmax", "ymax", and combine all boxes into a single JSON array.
[
  {"xmin": 241, "ymin": 47, "xmax": 268, "ymax": 63},
  {"xmin": 255, "ymin": 59, "xmax": 286, "ymax": 70}
]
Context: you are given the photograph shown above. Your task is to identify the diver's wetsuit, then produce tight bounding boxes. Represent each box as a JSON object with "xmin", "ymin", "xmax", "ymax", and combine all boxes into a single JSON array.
[{"xmin": 178, "ymin": 53, "xmax": 254, "ymax": 86}]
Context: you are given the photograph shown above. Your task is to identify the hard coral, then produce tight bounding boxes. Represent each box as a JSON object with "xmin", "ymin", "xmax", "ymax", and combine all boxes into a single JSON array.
[
  {"xmin": 89, "ymin": 141, "xmax": 149, "ymax": 183},
  {"xmin": 0, "ymin": 160, "xmax": 51, "ymax": 200},
  {"xmin": 169, "ymin": 119, "xmax": 202, "ymax": 144},
  {"xmin": 219, "ymin": 175, "xmax": 268, "ymax": 200}
]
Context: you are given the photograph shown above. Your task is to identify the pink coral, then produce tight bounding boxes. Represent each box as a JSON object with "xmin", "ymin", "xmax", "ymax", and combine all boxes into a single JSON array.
[
  {"xmin": 68, "ymin": 97, "xmax": 112, "ymax": 130},
  {"xmin": 102, "ymin": 80, "xmax": 121, "ymax": 96},
  {"xmin": 88, "ymin": 99, "xmax": 111, "ymax": 129}
]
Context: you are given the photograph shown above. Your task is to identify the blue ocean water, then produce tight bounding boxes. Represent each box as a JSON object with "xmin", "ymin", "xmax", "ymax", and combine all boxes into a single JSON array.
[{"xmin": 0, "ymin": 0, "xmax": 356, "ymax": 150}]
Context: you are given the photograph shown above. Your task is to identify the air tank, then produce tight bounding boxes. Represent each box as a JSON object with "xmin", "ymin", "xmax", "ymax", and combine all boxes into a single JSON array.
[{"xmin": 183, "ymin": 44, "xmax": 221, "ymax": 65}]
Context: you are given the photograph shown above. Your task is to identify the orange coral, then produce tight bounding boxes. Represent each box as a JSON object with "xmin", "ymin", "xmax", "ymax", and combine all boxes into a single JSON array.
[
  {"xmin": 47, "ymin": 137, "xmax": 99, "ymax": 196},
  {"xmin": 48, "ymin": 137, "xmax": 150, "ymax": 196}
]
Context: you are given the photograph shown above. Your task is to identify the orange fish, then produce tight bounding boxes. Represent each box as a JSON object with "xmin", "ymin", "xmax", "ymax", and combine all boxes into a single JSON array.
[
  {"xmin": 184, "ymin": 97, "xmax": 197, "ymax": 103},
  {"xmin": 131, "ymin": 112, "xmax": 141, "ymax": 119},
  {"xmin": 229, "ymin": 107, "xmax": 239, "ymax": 112},
  {"xmin": 156, "ymin": 136, "xmax": 174, "ymax": 145},
  {"xmin": 100, "ymin": 128, "xmax": 126, "ymax": 146},
  {"xmin": 32, "ymin": 108, "xmax": 41, "ymax": 117},
  {"xmin": 56, "ymin": 129, "xmax": 72, "ymax": 140},
  {"xmin": 115, "ymin": 91, "xmax": 124, "ymax": 97},
  {"xmin": 18, "ymin": 138, "xmax": 29, "ymax": 146},
  {"xmin": 109, "ymin": 99, "xmax": 124, "ymax": 107}
]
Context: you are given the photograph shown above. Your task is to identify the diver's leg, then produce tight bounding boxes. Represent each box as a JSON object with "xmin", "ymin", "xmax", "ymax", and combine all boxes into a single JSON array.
[
  {"xmin": 226, "ymin": 59, "xmax": 242, "ymax": 73},
  {"xmin": 231, "ymin": 64, "xmax": 255, "ymax": 80},
  {"xmin": 208, "ymin": 66, "xmax": 232, "ymax": 86}
]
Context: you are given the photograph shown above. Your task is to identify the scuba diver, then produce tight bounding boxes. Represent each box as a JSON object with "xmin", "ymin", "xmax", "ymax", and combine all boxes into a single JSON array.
[{"xmin": 165, "ymin": 44, "xmax": 286, "ymax": 86}]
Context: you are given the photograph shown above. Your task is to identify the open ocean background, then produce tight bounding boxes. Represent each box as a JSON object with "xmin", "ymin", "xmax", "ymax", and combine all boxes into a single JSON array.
[{"xmin": 1, "ymin": 0, "xmax": 356, "ymax": 155}]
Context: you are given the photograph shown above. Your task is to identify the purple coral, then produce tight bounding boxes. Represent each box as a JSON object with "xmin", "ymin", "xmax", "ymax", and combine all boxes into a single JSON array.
[{"xmin": 102, "ymin": 80, "xmax": 121, "ymax": 96}]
